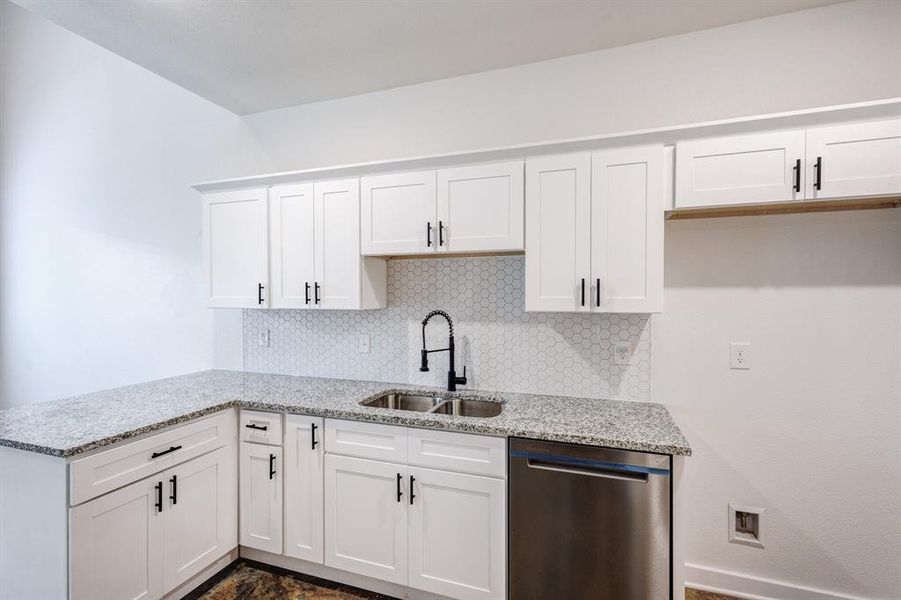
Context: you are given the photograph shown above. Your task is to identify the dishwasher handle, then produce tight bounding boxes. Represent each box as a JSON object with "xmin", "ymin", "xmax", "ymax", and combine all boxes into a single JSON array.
[{"xmin": 511, "ymin": 449, "xmax": 670, "ymax": 483}]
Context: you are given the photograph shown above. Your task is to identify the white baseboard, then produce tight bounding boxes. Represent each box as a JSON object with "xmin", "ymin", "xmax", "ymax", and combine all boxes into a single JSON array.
[{"xmin": 684, "ymin": 563, "xmax": 873, "ymax": 600}]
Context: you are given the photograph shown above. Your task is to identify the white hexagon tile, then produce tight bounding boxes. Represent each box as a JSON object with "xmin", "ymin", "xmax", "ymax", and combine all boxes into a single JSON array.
[{"xmin": 244, "ymin": 256, "xmax": 651, "ymax": 402}]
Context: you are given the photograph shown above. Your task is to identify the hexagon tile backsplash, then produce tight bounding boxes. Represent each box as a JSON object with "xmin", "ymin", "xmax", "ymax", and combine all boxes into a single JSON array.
[{"xmin": 243, "ymin": 256, "xmax": 651, "ymax": 401}]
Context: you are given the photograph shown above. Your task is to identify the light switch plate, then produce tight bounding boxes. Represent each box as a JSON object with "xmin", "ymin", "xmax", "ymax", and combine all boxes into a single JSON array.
[
  {"xmin": 258, "ymin": 329, "xmax": 270, "ymax": 348},
  {"xmin": 613, "ymin": 341, "xmax": 633, "ymax": 365}
]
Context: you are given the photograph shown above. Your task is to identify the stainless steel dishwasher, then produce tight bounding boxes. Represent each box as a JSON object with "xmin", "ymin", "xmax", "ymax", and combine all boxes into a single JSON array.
[{"xmin": 509, "ymin": 437, "xmax": 671, "ymax": 599}]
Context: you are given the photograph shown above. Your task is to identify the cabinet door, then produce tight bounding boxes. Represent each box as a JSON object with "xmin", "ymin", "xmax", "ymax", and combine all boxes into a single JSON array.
[
  {"xmin": 361, "ymin": 171, "xmax": 437, "ymax": 255},
  {"xmin": 163, "ymin": 445, "xmax": 237, "ymax": 592},
  {"xmin": 269, "ymin": 183, "xmax": 315, "ymax": 309},
  {"xmin": 806, "ymin": 119, "xmax": 901, "ymax": 200},
  {"xmin": 239, "ymin": 443, "xmax": 282, "ymax": 554},
  {"xmin": 324, "ymin": 455, "xmax": 407, "ymax": 585},
  {"xmin": 316, "ymin": 179, "xmax": 361, "ymax": 309},
  {"xmin": 202, "ymin": 188, "xmax": 269, "ymax": 308},
  {"xmin": 70, "ymin": 476, "xmax": 164, "ymax": 600},
  {"xmin": 675, "ymin": 130, "xmax": 805, "ymax": 208},
  {"xmin": 525, "ymin": 154, "xmax": 591, "ymax": 312},
  {"xmin": 437, "ymin": 161, "xmax": 524, "ymax": 252},
  {"xmin": 591, "ymin": 146, "xmax": 664, "ymax": 313},
  {"xmin": 408, "ymin": 467, "xmax": 506, "ymax": 600},
  {"xmin": 284, "ymin": 415, "xmax": 324, "ymax": 563}
]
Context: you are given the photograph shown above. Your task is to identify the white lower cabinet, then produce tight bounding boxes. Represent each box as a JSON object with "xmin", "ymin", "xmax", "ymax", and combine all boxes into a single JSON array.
[
  {"xmin": 324, "ymin": 454, "xmax": 409, "ymax": 584},
  {"xmin": 239, "ymin": 442, "xmax": 283, "ymax": 554},
  {"xmin": 408, "ymin": 467, "xmax": 506, "ymax": 600},
  {"xmin": 70, "ymin": 444, "xmax": 236, "ymax": 600},
  {"xmin": 323, "ymin": 419, "xmax": 507, "ymax": 600},
  {"xmin": 284, "ymin": 415, "xmax": 324, "ymax": 563}
]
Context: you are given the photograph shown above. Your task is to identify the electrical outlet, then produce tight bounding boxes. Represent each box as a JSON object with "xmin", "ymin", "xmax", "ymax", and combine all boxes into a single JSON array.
[
  {"xmin": 258, "ymin": 329, "xmax": 270, "ymax": 348},
  {"xmin": 613, "ymin": 341, "xmax": 633, "ymax": 365},
  {"xmin": 358, "ymin": 334, "xmax": 370, "ymax": 354},
  {"xmin": 730, "ymin": 342, "xmax": 751, "ymax": 369}
]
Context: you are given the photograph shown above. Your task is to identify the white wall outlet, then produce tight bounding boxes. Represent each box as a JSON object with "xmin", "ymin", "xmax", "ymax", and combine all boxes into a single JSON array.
[
  {"xmin": 613, "ymin": 341, "xmax": 633, "ymax": 365},
  {"xmin": 728, "ymin": 504, "xmax": 765, "ymax": 548},
  {"xmin": 730, "ymin": 342, "xmax": 751, "ymax": 369},
  {"xmin": 258, "ymin": 329, "xmax": 270, "ymax": 348},
  {"xmin": 358, "ymin": 334, "xmax": 370, "ymax": 354}
]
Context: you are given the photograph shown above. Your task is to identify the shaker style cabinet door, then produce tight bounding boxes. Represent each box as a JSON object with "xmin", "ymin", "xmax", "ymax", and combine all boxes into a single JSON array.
[
  {"xmin": 437, "ymin": 161, "xmax": 524, "ymax": 253},
  {"xmin": 361, "ymin": 171, "xmax": 437, "ymax": 255},
  {"xmin": 284, "ymin": 415, "xmax": 325, "ymax": 563},
  {"xmin": 806, "ymin": 119, "xmax": 901, "ymax": 200},
  {"xmin": 315, "ymin": 179, "xmax": 362, "ymax": 309},
  {"xmin": 202, "ymin": 187, "xmax": 269, "ymax": 308},
  {"xmin": 525, "ymin": 153, "xmax": 592, "ymax": 312},
  {"xmin": 675, "ymin": 130, "xmax": 806, "ymax": 208},
  {"xmin": 324, "ymin": 455, "xmax": 408, "ymax": 585},
  {"xmin": 163, "ymin": 445, "xmax": 236, "ymax": 592},
  {"xmin": 591, "ymin": 146, "xmax": 664, "ymax": 313},
  {"xmin": 269, "ymin": 183, "xmax": 316, "ymax": 309},
  {"xmin": 408, "ymin": 467, "xmax": 506, "ymax": 600},
  {"xmin": 69, "ymin": 476, "xmax": 164, "ymax": 600},
  {"xmin": 239, "ymin": 443, "xmax": 283, "ymax": 554}
]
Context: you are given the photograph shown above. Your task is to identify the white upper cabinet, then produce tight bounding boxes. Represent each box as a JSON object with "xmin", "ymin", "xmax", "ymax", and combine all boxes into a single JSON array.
[
  {"xmin": 361, "ymin": 171, "xmax": 437, "ymax": 255},
  {"xmin": 284, "ymin": 415, "xmax": 324, "ymax": 564},
  {"xmin": 525, "ymin": 154, "xmax": 591, "ymax": 312},
  {"xmin": 269, "ymin": 183, "xmax": 315, "ymax": 309},
  {"xmin": 806, "ymin": 119, "xmax": 901, "ymax": 200},
  {"xmin": 267, "ymin": 179, "xmax": 386, "ymax": 310},
  {"xmin": 675, "ymin": 130, "xmax": 806, "ymax": 208},
  {"xmin": 202, "ymin": 188, "xmax": 269, "ymax": 308},
  {"xmin": 591, "ymin": 146, "xmax": 664, "ymax": 313},
  {"xmin": 437, "ymin": 161, "xmax": 524, "ymax": 253}
]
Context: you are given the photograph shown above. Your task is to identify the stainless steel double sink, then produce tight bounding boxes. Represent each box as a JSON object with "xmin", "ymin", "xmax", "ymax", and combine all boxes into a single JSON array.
[{"xmin": 360, "ymin": 393, "xmax": 503, "ymax": 418}]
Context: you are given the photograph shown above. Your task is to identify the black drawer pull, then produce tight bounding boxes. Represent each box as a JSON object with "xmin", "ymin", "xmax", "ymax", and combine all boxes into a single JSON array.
[
  {"xmin": 793, "ymin": 158, "xmax": 801, "ymax": 193},
  {"xmin": 269, "ymin": 453, "xmax": 276, "ymax": 479},
  {"xmin": 169, "ymin": 475, "xmax": 177, "ymax": 505},
  {"xmin": 151, "ymin": 445, "xmax": 182, "ymax": 459},
  {"xmin": 814, "ymin": 156, "xmax": 822, "ymax": 191},
  {"xmin": 438, "ymin": 221, "xmax": 445, "ymax": 246},
  {"xmin": 311, "ymin": 422, "xmax": 319, "ymax": 450},
  {"xmin": 314, "ymin": 282, "xmax": 321, "ymax": 305},
  {"xmin": 409, "ymin": 475, "xmax": 416, "ymax": 505},
  {"xmin": 245, "ymin": 423, "xmax": 268, "ymax": 431},
  {"xmin": 154, "ymin": 481, "xmax": 163, "ymax": 512},
  {"xmin": 305, "ymin": 282, "xmax": 311, "ymax": 305},
  {"xmin": 257, "ymin": 283, "xmax": 264, "ymax": 305},
  {"xmin": 426, "ymin": 222, "xmax": 432, "ymax": 247},
  {"xmin": 580, "ymin": 278, "xmax": 586, "ymax": 307},
  {"xmin": 396, "ymin": 473, "xmax": 403, "ymax": 502}
]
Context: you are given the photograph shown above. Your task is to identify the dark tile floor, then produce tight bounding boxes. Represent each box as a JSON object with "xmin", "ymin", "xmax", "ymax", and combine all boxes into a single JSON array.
[{"xmin": 194, "ymin": 561, "xmax": 741, "ymax": 600}]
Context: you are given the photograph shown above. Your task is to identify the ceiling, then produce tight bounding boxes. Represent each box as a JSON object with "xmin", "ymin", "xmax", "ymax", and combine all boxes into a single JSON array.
[{"xmin": 13, "ymin": 0, "xmax": 845, "ymax": 115}]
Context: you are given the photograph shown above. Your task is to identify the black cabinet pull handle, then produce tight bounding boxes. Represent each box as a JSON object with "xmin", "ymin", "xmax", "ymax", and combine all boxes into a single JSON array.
[
  {"xmin": 305, "ymin": 282, "xmax": 311, "ymax": 305},
  {"xmin": 409, "ymin": 475, "xmax": 416, "ymax": 505},
  {"xmin": 314, "ymin": 282, "xmax": 321, "ymax": 304},
  {"xmin": 426, "ymin": 222, "xmax": 432, "ymax": 247},
  {"xmin": 438, "ymin": 221, "xmax": 444, "ymax": 246},
  {"xmin": 311, "ymin": 422, "xmax": 319, "ymax": 449},
  {"xmin": 580, "ymin": 278, "xmax": 586, "ymax": 307},
  {"xmin": 169, "ymin": 475, "xmax": 177, "ymax": 505},
  {"xmin": 151, "ymin": 445, "xmax": 182, "ymax": 459},
  {"xmin": 258, "ymin": 283, "xmax": 264, "ymax": 305},
  {"xmin": 596, "ymin": 278, "xmax": 601, "ymax": 307},
  {"xmin": 269, "ymin": 453, "xmax": 276, "ymax": 480},
  {"xmin": 155, "ymin": 481, "xmax": 163, "ymax": 512},
  {"xmin": 814, "ymin": 156, "xmax": 822, "ymax": 191},
  {"xmin": 793, "ymin": 158, "xmax": 801, "ymax": 193},
  {"xmin": 396, "ymin": 473, "xmax": 403, "ymax": 502},
  {"xmin": 245, "ymin": 423, "xmax": 268, "ymax": 431}
]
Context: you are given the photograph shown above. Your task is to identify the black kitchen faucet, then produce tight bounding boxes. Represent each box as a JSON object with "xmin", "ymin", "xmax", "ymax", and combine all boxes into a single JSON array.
[{"xmin": 419, "ymin": 310, "xmax": 467, "ymax": 392}]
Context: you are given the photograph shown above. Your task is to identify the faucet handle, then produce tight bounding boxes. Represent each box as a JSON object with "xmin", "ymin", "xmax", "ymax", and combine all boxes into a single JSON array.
[{"xmin": 457, "ymin": 365, "xmax": 467, "ymax": 385}]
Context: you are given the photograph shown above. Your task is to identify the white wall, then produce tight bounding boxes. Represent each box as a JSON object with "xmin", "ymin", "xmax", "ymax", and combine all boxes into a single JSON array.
[
  {"xmin": 0, "ymin": 1, "xmax": 270, "ymax": 408},
  {"xmin": 236, "ymin": 2, "xmax": 901, "ymax": 598},
  {"xmin": 244, "ymin": 0, "xmax": 901, "ymax": 171}
]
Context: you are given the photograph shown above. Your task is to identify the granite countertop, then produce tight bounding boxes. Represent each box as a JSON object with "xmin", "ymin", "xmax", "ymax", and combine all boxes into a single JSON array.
[{"xmin": 0, "ymin": 370, "xmax": 691, "ymax": 458}]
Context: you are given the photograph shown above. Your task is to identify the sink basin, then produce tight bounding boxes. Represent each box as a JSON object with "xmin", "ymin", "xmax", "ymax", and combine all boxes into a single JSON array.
[
  {"xmin": 429, "ymin": 398, "xmax": 504, "ymax": 418},
  {"xmin": 360, "ymin": 393, "xmax": 504, "ymax": 418},
  {"xmin": 360, "ymin": 393, "xmax": 445, "ymax": 412}
]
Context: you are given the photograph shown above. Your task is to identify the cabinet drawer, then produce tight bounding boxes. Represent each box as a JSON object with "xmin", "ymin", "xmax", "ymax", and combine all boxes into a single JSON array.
[
  {"xmin": 69, "ymin": 410, "xmax": 235, "ymax": 506},
  {"xmin": 240, "ymin": 410, "xmax": 283, "ymax": 446},
  {"xmin": 408, "ymin": 428, "xmax": 506, "ymax": 478},
  {"xmin": 324, "ymin": 419, "xmax": 407, "ymax": 463}
]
